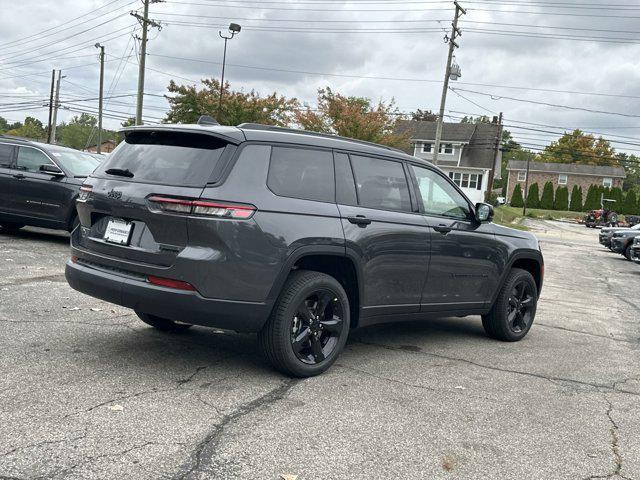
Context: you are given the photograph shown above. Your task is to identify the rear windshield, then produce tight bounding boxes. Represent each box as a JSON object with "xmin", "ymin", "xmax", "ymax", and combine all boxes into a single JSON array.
[{"xmin": 94, "ymin": 131, "xmax": 228, "ymax": 186}]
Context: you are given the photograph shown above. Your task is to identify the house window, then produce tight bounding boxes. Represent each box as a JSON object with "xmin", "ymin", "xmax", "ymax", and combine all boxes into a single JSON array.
[
  {"xmin": 422, "ymin": 143, "xmax": 432, "ymax": 153},
  {"xmin": 517, "ymin": 171, "xmax": 527, "ymax": 182},
  {"xmin": 558, "ymin": 174, "xmax": 568, "ymax": 185},
  {"xmin": 439, "ymin": 143, "xmax": 453, "ymax": 154},
  {"xmin": 450, "ymin": 172, "xmax": 483, "ymax": 191},
  {"xmin": 603, "ymin": 177, "xmax": 613, "ymax": 188}
]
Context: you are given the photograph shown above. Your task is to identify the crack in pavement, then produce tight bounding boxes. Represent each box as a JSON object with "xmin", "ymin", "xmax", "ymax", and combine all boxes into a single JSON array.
[
  {"xmin": 583, "ymin": 398, "xmax": 632, "ymax": 480},
  {"xmin": 0, "ymin": 432, "xmax": 87, "ymax": 458},
  {"xmin": 173, "ymin": 378, "xmax": 299, "ymax": 480},
  {"xmin": 536, "ymin": 323, "xmax": 636, "ymax": 345},
  {"xmin": 355, "ymin": 340, "xmax": 640, "ymax": 397}
]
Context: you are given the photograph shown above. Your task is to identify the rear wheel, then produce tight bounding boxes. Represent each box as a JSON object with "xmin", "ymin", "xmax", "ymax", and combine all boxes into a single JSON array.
[
  {"xmin": 0, "ymin": 222, "xmax": 24, "ymax": 232},
  {"xmin": 482, "ymin": 268, "xmax": 538, "ymax": 342},
  {"xmin": 135, "ymin": 311, "xmax": 193, "ymax": 332},
  {"xmin": 258, "ymin": 270, "xmax": 350, "ymax": 377}
]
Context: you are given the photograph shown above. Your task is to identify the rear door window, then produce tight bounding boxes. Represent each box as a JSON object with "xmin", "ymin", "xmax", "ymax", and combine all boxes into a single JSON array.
[
  {"xmin": 267, "ymin": 146, "xmax": 334, "ymax": 203},
  {"xmin": 0, "ymin": 144, "xmax": 14, "ymax": 167},
  {"xmin": 94, "ymin": 131, "xmax": 229, "ymax": 187},
  {"xmin": 16, "ymin": 147, "xmax": 53, "ymax": 173},
  {"xmin": 350, "ymin": 155, "xmax": 411, "ymax": 212}
]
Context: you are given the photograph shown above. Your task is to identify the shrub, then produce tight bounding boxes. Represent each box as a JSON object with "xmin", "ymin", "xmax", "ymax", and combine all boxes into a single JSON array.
[
  {"xmin": 554, "ymin": 186, "xmax": 569, "ymax": 211},
  {"xmin": 623, "ymin": 190, "xmax": 638, "ymax": 215},
  {"xmin": 540, "ymin": 181, "xmax": 555, "ymax": 210},
  {"xmin": 525, "ymin": 183, "xmax": 539, "ymax": 209},
  {"xmin": 569, "ymin": 185, "xmax": 583, "ymax": 212},
  {"xmin": 510, "ymin": 183, "xmax": 524, "ymax": 207},
  {"xmin": 583, "ymin": 185, "xmax": 601, "ymax": 211}
]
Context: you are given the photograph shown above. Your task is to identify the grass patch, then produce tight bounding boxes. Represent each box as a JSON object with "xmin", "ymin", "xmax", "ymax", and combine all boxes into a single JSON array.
[{"xmin": 492, "ymin": 206, "xmax": 529, "ymax": 230}]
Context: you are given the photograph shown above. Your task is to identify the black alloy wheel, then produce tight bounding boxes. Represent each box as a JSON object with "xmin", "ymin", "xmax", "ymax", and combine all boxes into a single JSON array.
[
  {"xmin": 291, "ymin": 290, "xmax": 345, "ymax": 365},
  {"xmin": 506, "ymin": 280, "xmax": 534, "ymax": 334}
]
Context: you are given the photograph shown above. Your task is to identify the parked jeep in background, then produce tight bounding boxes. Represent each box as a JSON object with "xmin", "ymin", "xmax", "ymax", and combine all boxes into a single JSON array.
[
  {"xmin": 611, "ymin": 229, "xmax": 640, "ymax": 260},
  {"xmin": 600, "ymin": 224, "xmax": 640, "ymax": 249},
  {"xmin": 0, "ymin": 136, "xmax": 101, "ymax": 233},
  {"xmin": 65, "ymin": 122, "xmax": 544, "ymax": 377}
]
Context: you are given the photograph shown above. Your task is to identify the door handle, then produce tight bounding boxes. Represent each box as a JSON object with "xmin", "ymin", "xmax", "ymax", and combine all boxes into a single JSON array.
[
  {"xmin": 347, "ymin": 215, "xmax": 372, "ymax": 226},
  {"xmin": 433, "ymin": 224, "xmax": 452, "ymax": 234},
  {"xmin": 12, "ymin": 173, "xmax": 25, "ymax": 179}
]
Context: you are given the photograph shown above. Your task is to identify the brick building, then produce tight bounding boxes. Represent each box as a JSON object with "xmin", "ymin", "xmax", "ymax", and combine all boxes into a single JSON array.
[
  {"xmin": 86, "ymin": 139, "xmax": 117, "ymax": 154},
  {"xmin": 506, "ymin": 160, "xmax": 626, "ymax": 203}
]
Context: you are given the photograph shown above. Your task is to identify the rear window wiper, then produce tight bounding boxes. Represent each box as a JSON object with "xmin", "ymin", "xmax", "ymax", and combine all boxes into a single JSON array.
[{"xmin": 105, "ymin": 168, "xmax": 134, "ymax": 178}]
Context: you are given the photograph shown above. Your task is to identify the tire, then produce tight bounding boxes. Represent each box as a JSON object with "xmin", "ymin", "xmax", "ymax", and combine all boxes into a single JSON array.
[
  {"xmin": 0, "ymin": 222, "xmax": 24, "ymax": 232},
  {"xmin": 258, "ymin": 270, "xmax": 350, "ymax": 377},
  {"xmin": 135, "ymin": 311, "xmax": 193, "ymax": 332},
  {"xmin": 624, "ymin": 244, "xmax": 633, "ymax": 261},
  {"xmin": 482, "ymin": 268, "xmax": 538, "ymax": 342}
]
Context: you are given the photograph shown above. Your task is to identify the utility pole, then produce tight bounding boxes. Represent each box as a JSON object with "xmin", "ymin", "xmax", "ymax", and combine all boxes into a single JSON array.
[
  {"xmin": 46, "ymin": 69, "xmax": 55, "ymax": 144},
  {"xmin": 433, "ymin": 1, "xmax": 466, "ymax": 165},
  {"xmin": 96, "ymin": 44, "xmax": 105, "ymax": 154},
  {"xmin": 218, "ymin": 23, "xmax": 241, "ymax": 119},
  {"xmin": 486, "ymin": 112, "xmax": 503, "ymax": 202},
  {"xmin": 131, "ymin": 0, "xmax": 162, "ymax": 126},
  {"xmin": 50, "ymin": 70, "xmax": 63, "ymax": 144},
  {"xmin": 522, "ymin": 157, "xmax": 532, "ymax": 216}
]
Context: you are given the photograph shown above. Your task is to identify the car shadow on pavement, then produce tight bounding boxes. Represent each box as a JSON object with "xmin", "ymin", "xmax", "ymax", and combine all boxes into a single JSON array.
[
  {"xmin": 74, "ymin": 316, "xmax": 488, "ymax": 378},
  {"xmin": 0, "ymin": 227, "xmax": 70, "ymax": 245}
]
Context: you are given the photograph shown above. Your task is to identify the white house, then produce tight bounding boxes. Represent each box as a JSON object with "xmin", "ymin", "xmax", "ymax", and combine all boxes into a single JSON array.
[{"xmin": 395, "ymin": 121, "xmax": 502, "ymax": 204}]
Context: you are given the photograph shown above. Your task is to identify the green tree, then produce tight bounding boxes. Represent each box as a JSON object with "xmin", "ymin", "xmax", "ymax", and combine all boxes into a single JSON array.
[
  {"xmin": 493, "ymin": 131, "xmax": 536, "ymax": 192},
  {"xmin": 6, "ymin": 116, "xmax": 46, "ymax": 140},
  {"xmin": 121, "ymin": 117, "xmax": 136, "ymax": 128},
  {"xmin": 569, "ymin": 185, "xmax": 583, "ymax": 212},
  {"xmin": 510, "ymin": 183, "xmax": 524, "ymax": 208},
  {"xmin": 525, "ymin": 183, "xmax": 540, "ymax": 208},
  {"xmin": 540, "ymin": 181, "xmax": 555, "ymax": 210},
  {"xmin": 608, "ymin": 186, "xmax": 624, "ymax": 206},
  {"xmin": 539, "ymin": 130, "xmax": 618, "ymax": 166},
  {"xmin": 554, "ymin": 186, "xmax": 569, "ymax": 211},
  {"xmin": 622, "ymin": 190, "xmax": 638, "ymax": 215},
  {"xmin": 583, "ymin": 185, "xmax": 601, "ymax": 210},
  {"xmin": 165, "ymin": 79, "xmax": 298, "ymax": 127},
  {"xmin": 57, "ymin": 113, "xmax": 99, "ymax": 150},
  {"xmin": 295, "ymin": 87, "xmax": 409, "ymax": 149},
  {"xmin": 410, "ymin": 109, "xmax": 437, "ymax": 121}
]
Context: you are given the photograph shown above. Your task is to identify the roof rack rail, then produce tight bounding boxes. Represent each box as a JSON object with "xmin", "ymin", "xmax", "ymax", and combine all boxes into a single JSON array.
[{"xmin": 237, "ymin": 123, "xmax": 404, "ymax": 154}]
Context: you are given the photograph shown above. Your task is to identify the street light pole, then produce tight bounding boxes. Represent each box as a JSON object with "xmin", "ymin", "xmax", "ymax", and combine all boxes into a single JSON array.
[{"xmin": 218, "ymin": 23, "xmax": 241, "ymax": 120}]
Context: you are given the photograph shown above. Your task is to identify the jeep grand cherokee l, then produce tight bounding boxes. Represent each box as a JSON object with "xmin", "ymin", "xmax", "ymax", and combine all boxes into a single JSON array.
[
  {"xmin": 0, "ymin": 136, "xmax": 101, "ymax": 233},
  {"xmin": 65, "ymin": 122, "xmax": 544, "ymax": 377}
]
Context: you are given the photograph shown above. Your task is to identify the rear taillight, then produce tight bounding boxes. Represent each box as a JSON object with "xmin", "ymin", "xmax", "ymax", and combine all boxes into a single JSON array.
[
  {"xmin": 147, "ymin": 196, "xmax": 256, "ymax": 219},
  {"xmin": 148, "ymin": 275, "xmax": 196, "ymax": 291},
  {"xmin": 78, "ymin": 184, "xmax": 93, "ymax": 201}
]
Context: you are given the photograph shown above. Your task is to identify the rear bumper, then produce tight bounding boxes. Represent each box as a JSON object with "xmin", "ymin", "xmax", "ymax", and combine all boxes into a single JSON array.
[{"xmin": 65, "ymin": 260, "xmax": 271, "ymax": 332}]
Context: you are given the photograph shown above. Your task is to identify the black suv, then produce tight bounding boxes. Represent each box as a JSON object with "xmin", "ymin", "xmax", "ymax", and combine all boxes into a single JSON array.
[
  {"xmin": 0, "ymin": 136, "xmax": 101, "ymax": 232},
  {"xmin": 65, "ymin": 123, "xmax": 544, "ymax": 377}
]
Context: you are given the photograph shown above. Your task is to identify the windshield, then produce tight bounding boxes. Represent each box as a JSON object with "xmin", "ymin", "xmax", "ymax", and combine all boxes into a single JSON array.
[{"xmin": 48, "ymin": 147, "xmax": 101, "ymax": 177}]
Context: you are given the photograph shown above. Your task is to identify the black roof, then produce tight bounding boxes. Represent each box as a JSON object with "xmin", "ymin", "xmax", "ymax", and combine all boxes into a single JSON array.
[{"xmin": 121, "ymin": 123, "xmax": 417, "ymax": 161}]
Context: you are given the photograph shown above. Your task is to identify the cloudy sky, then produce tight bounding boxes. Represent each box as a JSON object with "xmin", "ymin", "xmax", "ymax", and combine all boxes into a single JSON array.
[{"xmin": 1, "ymin": 0, "xmax": 639, "ymax": 155}]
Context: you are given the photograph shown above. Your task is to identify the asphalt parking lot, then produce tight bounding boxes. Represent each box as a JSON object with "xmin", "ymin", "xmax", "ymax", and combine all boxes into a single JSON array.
[{"xmin": 1, "ymin": 221, "xmax": 639, "ymax": 480}]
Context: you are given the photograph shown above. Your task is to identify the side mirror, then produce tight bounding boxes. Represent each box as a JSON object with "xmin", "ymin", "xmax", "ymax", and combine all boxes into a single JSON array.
[
  {"xmin": 475, "ymin": 202, "xmax": 494, "ymax": 223},
  {"xmin": 40, "ymin": 164, "xmax": 64, "ymax": 176}
]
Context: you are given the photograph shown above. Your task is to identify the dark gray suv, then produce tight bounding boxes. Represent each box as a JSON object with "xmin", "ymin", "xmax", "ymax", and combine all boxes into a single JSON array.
[{"xmin": 65, "ymin": 122, "xmax": 544, "ymax": 377}]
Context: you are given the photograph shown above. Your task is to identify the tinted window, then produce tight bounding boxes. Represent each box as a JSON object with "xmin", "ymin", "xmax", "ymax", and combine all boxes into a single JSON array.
[
  {"xmin": 267, "ymin": 147, "xmax": 334, "ymax": 202},
  {"xmin": 48, "ymin": 147, "xmax": 101, "ymax": 177},
  {"xmin": 350, "ymin": 155, "xmax": 411, "ymax": 212},
  {"xmin": 0, "ymin": 144, "xmax": 14, "ymax": 167},
  {"xmin": 17, "ymin": 147, "xmax": 53, "ymax": 172},
  {"xmin": 411, "ymin": 165, "xmax": 470, "ymax": 220},
  {"xmin": 94, "ymin": 131, "xmax": 228, "ymax": 187},
  {"xmin": 334, "ymin": 153, "xmax": 357, "ymax": 205}
]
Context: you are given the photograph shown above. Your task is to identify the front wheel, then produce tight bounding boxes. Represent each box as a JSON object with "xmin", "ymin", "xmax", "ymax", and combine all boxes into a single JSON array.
[
  {"xmin": 135, "ymin": 311, "xmax": 193, "ymax": 332},
  {"xmin": 258, "ymin": 270, "xmax": 350, "ymax": 377},
  {"xmin": 482, "ymin": 268, "xmax": 538, "ymax": 342},
  {"xmin": 624, "ymin": 244, "xmax": 633, "ymax": 261}
]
